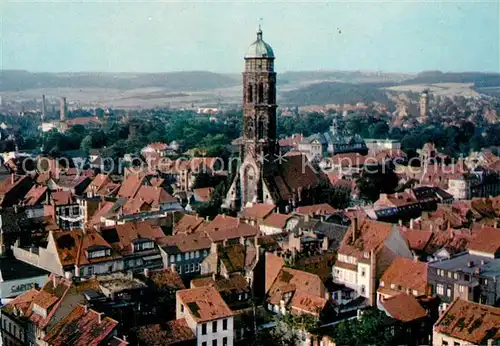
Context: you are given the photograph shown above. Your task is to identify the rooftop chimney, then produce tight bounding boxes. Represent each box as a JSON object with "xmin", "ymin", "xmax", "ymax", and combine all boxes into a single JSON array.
[
  {"xmin": 97, "ymin": 312, "xmax": 104, "ymax": 324},
  {"xmin": 352, "ymin": 216, "xmax": 359, "ymax": 243}
]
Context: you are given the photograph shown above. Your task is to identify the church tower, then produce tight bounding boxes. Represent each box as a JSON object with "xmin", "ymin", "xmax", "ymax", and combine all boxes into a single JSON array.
[
  {"xmin": 223, "ymin": 27, "xmax": 277, "ymax": 210},
  {"xmin": 242, "ymin": 26, "xmax": 277, "ymax": 160}
]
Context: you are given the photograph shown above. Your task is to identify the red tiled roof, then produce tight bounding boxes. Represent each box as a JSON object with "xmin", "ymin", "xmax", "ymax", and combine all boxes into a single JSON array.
[
  {"xmin": 84, "ymin": 174, "xmax": 110, "ymax": 193},
  {"xmin": 173, "ymin": 214, "xmax": 206, "ymax": 234},
  {"xmin": 434, "ymin": 299, "xmax": 500, "ymax": 344},
  {"xmin": 51, "ymin": 190, "xmax": 74, "ymax": 205},
  {"xmin": 193, "ymin": 187, "xmax": 214, "ymax": 202},
  {"xmin": 290, "ymin": 290, "xmax": 327, "ymax": 316},
  {"xmin": 379, "ymin": 257, "xmax": 428, "ymax": 296},
  {"xmin": 101, "ymin": 222, "xmax": 165, "ymax": 256},
  {"xmin": 177, "ymin": 286, "xmax": 233, "ymax": 322},
  {"xmin": 202, "ymin": 214, "xmax": 239, "ymax": 233},
  {"xmin": 4, "ymin": 274, "xmax": 73, "ymax": 330},
  {"xmin": 90, "ymin": 201, "xmax": 115, "ymax": 226},
  {"xmin": 206, "ymin": 222, "xmax": 259, "ymax": 243},
  {"xmin": 279, "ymin": 134, "xmax": 303, "ymax": 147},
  {"xmin": 117, "ymin": 174, "xmax": 145, "ymax": 198},
  {"xmin": 261, "ymin": 213, "xmax": 292, "ymax": 229},
  {"xmin": 381, "ymin": 293, "xmax": 427, "ymax": 322},
  {"xmin": 375, "ymin": 192, "xmax": 418, "ymax": 208},
  {"xmin": 136, "ymin": 319, "xmax": 195, "ymax": 346},
  {"xmin": 265, "ymin": 253, "xmax": 285, "ymax": 293},
  {"xmin": 338, "ymin": 219, "xmax": 395, "ymax": 260},
  {"xmin": 157, "ymin": 232, "xmax": 212, "ymax": 253},
  {"xmin": 147, "ymin": 268, "xmax": 185, "ymax": 291},
  {"xmin": 24, "ymin": 185, "xmax": 47, "ymax": 206},
  {"xmin": 240, "ymin": 203, "xmax": 276, "ymax": 220},
  {"xmin": 43, "ymin": 304, "xmax": 118, "ymax": 346},
  {"xmin": 401, "ymin": 229, "xmax": 433, "ymax": 251},
  {"xmin": 295, "ymin": 203, "xmax": 337, "ymax": 216},
  {"xmin": 468, "ymin": 226, "xmax": 500, "ymax": 255},
  {"xmin": 267, "ymin": 268, "xmax": 325, "ymax": 307}
]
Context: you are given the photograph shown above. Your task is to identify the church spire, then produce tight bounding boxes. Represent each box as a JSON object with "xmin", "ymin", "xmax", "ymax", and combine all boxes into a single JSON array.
[{"xmin": 257, "ymin": 24, "xmax": 262, "ymax": 40}]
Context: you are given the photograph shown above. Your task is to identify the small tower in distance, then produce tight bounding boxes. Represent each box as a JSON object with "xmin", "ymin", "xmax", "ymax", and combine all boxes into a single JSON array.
[
  {"xmin": 419, "ymin": 89, "xmax": 429, "ymax": 120},
  {"xmin": 60, "ymin": 96, "xmax": 67, "ymax": 122},
  {"xmin": 41, "ymin": 94, "xmax": 47, "ymax": 122}
]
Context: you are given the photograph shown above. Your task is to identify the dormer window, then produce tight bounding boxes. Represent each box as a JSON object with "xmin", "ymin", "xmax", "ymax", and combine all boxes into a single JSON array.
[
  {"xmin": 86, "ymin": 245, "xmax": 111, "ymax": 259},
  {"xmin": 132, "ymin": 238, "xmax": 155, "ymax": 252}
]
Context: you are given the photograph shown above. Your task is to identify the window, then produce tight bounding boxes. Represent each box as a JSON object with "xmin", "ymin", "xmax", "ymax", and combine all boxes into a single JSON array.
[
  {"xmin": 72, "ymin": 206, "xmax": 79, "ymax": 215},
  {"xmin": 436, "ymin": 284, "xmax": 444, "ymax": 295},
  {"xmin": 454, "ymin": 273, "xmax": 458, "ymax": 280},
  {"xmin": 185, "ymin": 253, "xmax": 189, "ymax": 260},
  {"xmin": 361, "ymin": 285, "xmax": 366, "ymax": 295},
  {"xmin": 180, "ymin": 304, "xmax": 184, "ymax": 312},
  {"xmin": 190, "ymin": 263, "xmax": 195, "ymax": 272},
  {"xmin": 108, "ymin": 265, "xmax": 113, "ymax": 272},
  {"xmin": 442, "ymin": 340, "xmax": 448, "ymax": 346},
  {"xmin": 464, "ymin": 274, "xmax": 470, "ymax": 282},
  {"xmin": 202, "ymin": 343, "xmax": 207, "ymax": 346},
  {"xmin": 213, "ymin": 320, "xmax": 217, "ymax": 333},
  {"xmin": 185, "ymin": 264, "xmax": 190, "ymax": 273},
  {"xmin": 196, "ymin": 251, "xmax": 200, "ymax": 258},
  {"xmin": 196, "ymin": 263, "xmax": 201, "ymax": 272},
  {"xmin": 454, "ymin": 342, "xmax": 460, "ymax": 346},
  {"xmin": 361, "ymin": 268, "xmax": 366, "ymax": 277},
  {"xmin": 247, "ymin": 84, "xmax": 253, "ymax": 103},
  {"xmin": 223, "ymin": 319, "xmax": 227, "ymax": 330},
  {"xmin": 258, "ymin": 83, "xmax": 264, "ymax": 103},
  {"xmin": 87, "ymin": 267, "xmax": 93, "ymax": 276},
  {"xmin": 458, "ymin": 285, "xmax": 465, "ymax": 293},
  {"xmin": 447, "ymin": 271, "xmax": 452, "ymax": 278},
  {"xmin": 201, "ymin": 323, "xmax": 207, "ymax": 335},
  {"xmin": 177, "ymin": 254, "xmax": 182, "ymax": 261},
  {"xmin": 190, "ymin": 251, "xmax": 195, "ymax": 259},
  {"xmin": 223, "ymin": 337, "xmax": 228, "ymax": 346},
  {"xmin": 203, "ymin": 249, "xmax": 208, "ymax": 256},
  {"xmin": 446, "ymin": 287, "xmax": 452, "ymax": 297},
  {"xmin": 170, "ymin": 255, "xmax": 175, "ymax": 263},
  {"xmin": 212, "ymin": 340, "xmax": 217, "ymax": 346}
]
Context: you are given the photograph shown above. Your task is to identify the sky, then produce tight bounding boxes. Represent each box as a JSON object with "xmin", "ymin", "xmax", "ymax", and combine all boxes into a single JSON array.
[{"xmin": 1, "ymin": 1, "xmax": 499, "ymax": 73}]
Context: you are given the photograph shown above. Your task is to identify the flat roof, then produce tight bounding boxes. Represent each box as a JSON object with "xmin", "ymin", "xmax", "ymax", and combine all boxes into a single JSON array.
[{"xmin": 429, "ymin": 252, "xmax": 500, "ymax": 278}]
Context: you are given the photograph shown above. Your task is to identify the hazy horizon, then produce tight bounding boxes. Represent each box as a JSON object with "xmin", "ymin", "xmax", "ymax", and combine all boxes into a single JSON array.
[{"xmin": 2, "ymin": 1, "xmax": 499, "ymax": 74}]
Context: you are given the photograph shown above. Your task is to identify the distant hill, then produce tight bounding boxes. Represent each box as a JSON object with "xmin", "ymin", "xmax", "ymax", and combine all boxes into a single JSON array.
[
  {"xmin": 282, "ymin": 81, "xmax": 391, "ymax": 106},
  {"xmin": 400, "ymin": 71, "xmax": 500, "ymax": 87},
  {"xmin": 0, "ymin": 70, "xmax": 240, "ymax": 92},
  {"xmin": 278, "ymin": 70, "xmax": 412, "ymax": 85}
]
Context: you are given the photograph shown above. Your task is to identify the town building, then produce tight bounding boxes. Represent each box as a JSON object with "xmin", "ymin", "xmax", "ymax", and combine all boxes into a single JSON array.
[
  {"xmin": 433, "ymin": 299, "xmax": 500, "ymax": 346},
  {"xmin": 332, "ymin": 219, "xmax": 413, "ymax": 304},
  {"xmin": 176, "ymin": 286, "xmax": 234, "ymax": 346},
  {"xmin": 222, "ymin": 27, "xmax": 323, "ymax": 211},
  {"xmin": 427, "ymin": 226, "xmax": 500, "ymax": 311},
  {"xmin": 40, "ymin": 304, "xmax": 118, "ymax": 346}
]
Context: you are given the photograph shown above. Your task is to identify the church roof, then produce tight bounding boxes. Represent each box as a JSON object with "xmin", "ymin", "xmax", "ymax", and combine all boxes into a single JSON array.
[{"xmin": 245, "ymin": 27, "xmax": 275, "ymax": 59}]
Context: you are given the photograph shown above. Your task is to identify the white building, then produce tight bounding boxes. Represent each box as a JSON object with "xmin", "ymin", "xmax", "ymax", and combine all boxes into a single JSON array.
[
  {"xmin": 332, "ymin": 219, "xmax": 412, "ymax": 304},
  {"xmin": 176, "ymin": 286, "xmax": 234, "ymax": 346},
  {"xmin": 364, "ymin": 139, "xmax": 401, "ymax": 152}
]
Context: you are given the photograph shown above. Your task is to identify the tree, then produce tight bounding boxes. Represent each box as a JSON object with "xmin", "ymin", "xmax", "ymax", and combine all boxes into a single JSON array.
[
  {"xmin": 356, "ymin": 163, "xmax": 399, "ymax": 202},
  {"xmin": 333, "ymin": 309, "xmax": 395, "ymax": 346}
]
